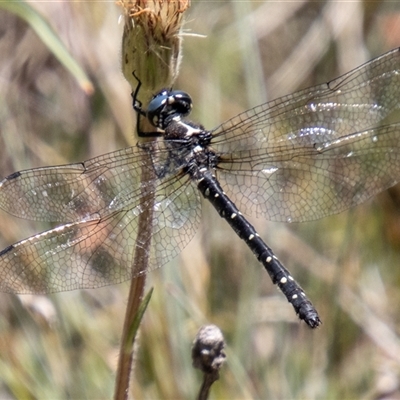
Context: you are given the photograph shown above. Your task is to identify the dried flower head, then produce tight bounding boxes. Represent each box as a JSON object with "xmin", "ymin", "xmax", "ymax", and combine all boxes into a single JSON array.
[{"xmin": 117, "ymin": 0, "xmax": 190, "ymax": 101}]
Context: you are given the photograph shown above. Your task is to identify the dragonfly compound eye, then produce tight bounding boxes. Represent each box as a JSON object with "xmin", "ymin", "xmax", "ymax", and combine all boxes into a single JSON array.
[{"xmin": 147, "ymin": 90, "xmax": 192, "ymax": 129}]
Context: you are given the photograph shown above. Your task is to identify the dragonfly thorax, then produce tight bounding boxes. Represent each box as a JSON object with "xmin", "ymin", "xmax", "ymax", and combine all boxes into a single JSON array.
[{"xmin": 163, "ymin": 119, "xmax": 217, "ymax": 176}]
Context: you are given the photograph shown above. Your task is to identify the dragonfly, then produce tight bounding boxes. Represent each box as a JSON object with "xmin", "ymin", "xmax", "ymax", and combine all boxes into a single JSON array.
[{"xmin": 1, "ymin": 48, "xmax": 400, "ymax": 328}]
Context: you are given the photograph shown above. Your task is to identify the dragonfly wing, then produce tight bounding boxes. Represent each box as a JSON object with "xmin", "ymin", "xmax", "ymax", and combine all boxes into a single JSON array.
[
  {"xmin": 0, "ymin": 150, "xmax": 201, "ymax": 293},
  {"xmin": 211, "ymin": 49, "xmax": 400, "ymax": 222},
  {"xmin": 216, "ymin": 124, "xmax": 400, "ymax": 222},
  {"xmin": 0, "ymin": 146, "xmax": 157, "ymax": 222},
  {"xmin": 0, "ymin": 175, "xmax": 201, "ymax": 294},
  {"xmin": 211, "ymin": 48, "xmax": 400, "ymax": 148}
]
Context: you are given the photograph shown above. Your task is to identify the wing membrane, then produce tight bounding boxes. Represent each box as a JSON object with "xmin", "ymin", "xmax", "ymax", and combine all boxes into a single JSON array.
[
  {"xmin": 211, "ymin": 49, "xmax": 400, "ymax": 148},
  {"xmin": 0, "ymin": 146, "xmax": 154, "ymax": 222},
  {"xmin": 212, "ymin": 49, "xmax": 400, "ymax": 221},
  {"xmin": 0, "ymin": 145, "xmax": 201, "ymax": 293}
]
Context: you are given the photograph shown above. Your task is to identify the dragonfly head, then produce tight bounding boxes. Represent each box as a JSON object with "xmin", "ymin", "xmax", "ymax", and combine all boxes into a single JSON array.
[{"xmin": 147, "ymin": 90, "xmax": 192, "ymax": 130}]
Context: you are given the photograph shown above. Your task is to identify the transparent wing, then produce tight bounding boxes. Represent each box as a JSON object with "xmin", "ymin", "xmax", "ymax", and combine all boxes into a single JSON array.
[
  {"xmin": 211, "ymin": 48, "xmax": 400, "ymax": 221},
  {"xmin": 0, "ymin": 145, "xmax": 201, "ymax": 293},
  {"xmin": 0, "ymin": 146, "xmax": 158, "ymax": 222},
  {"xmin": 216, "ymin": 124, "xmax": 400, "ymax": 222}
]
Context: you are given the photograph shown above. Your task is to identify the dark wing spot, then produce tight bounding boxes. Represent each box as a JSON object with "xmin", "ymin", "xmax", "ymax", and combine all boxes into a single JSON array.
[
  {"xmin": 6, "ymin": 171, "xmax": 21, "ymax": 180},
  {"xmin": 0, "ymin": 244, "xmax": 14, "ymax": 256}
]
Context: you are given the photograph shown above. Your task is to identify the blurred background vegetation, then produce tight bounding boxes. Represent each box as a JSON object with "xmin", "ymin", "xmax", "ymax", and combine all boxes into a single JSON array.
[{"xmin": 0, "ymin": 1, "xmax": 400, "ymax": 399}]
